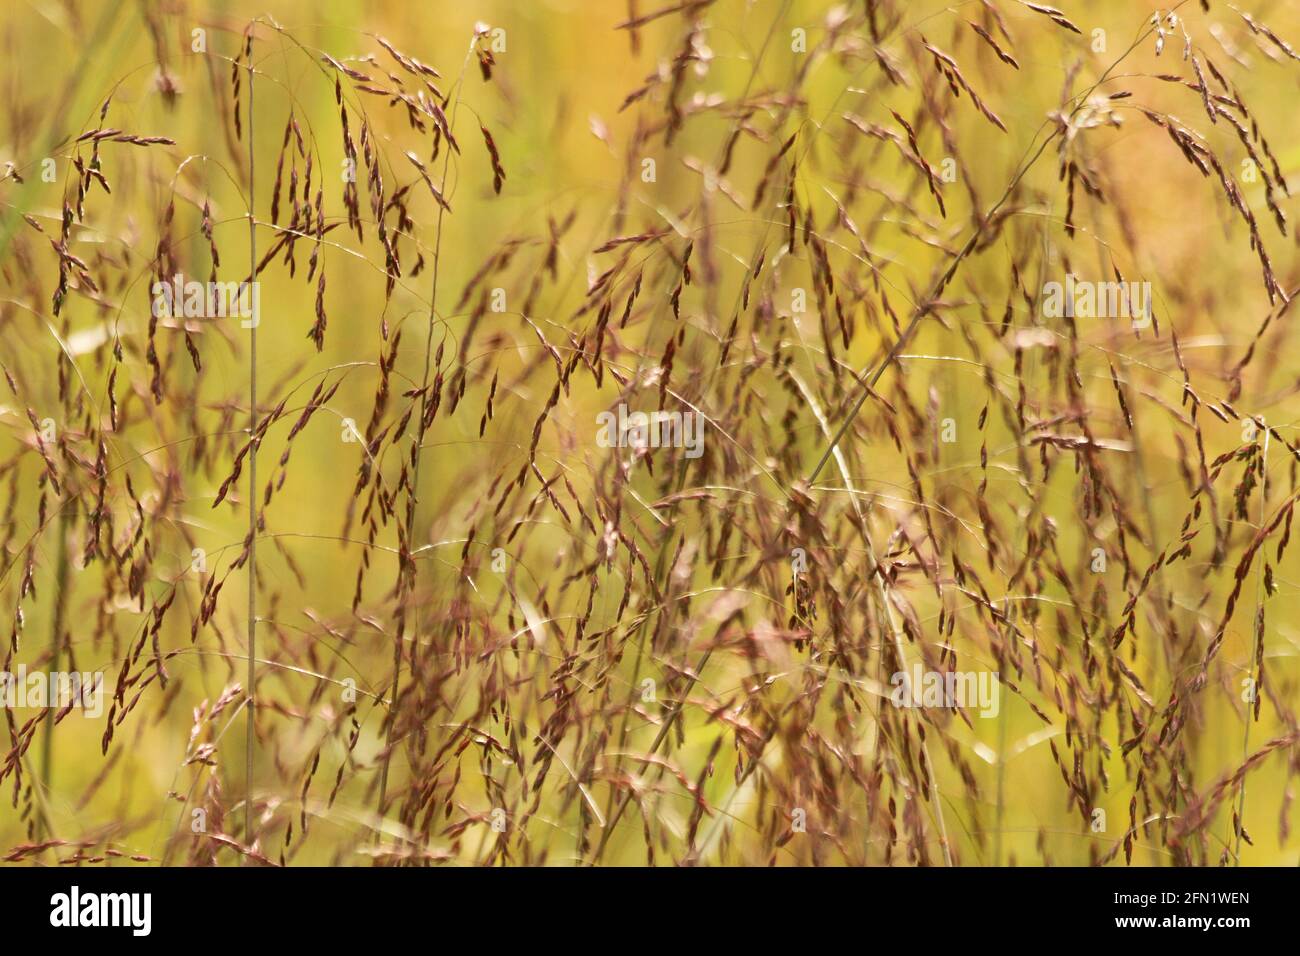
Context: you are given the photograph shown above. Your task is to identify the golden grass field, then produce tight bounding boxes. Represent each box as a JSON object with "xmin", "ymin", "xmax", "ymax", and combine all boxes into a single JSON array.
[{"xmin": 1, "ymin": 0, "xmax": 1300, "ymax": 866}]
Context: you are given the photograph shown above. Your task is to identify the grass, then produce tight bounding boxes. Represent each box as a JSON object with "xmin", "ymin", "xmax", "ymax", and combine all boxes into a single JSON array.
[{"xmin": 0, "ymin": 0, "xmax": 1298, "ymax": 868}]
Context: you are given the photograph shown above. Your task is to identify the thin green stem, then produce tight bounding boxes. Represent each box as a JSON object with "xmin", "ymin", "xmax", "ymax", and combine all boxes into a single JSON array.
[
  {"xmin": 37, "ymin": 509, "xmax": 72, "ymax": 842},
  {"xmin": 1235, "ymin": 427, "xmax": 1269, "ymax": 864},
  {"xmin": 244, "ymin": 29, "xmax": 258, "ymax": 852}
]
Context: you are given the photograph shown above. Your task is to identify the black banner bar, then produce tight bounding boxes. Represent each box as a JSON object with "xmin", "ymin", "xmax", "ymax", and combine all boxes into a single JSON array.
[{"xmin": 0, "ymin": 864, "xmax": 1281, "ymax": 944}]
